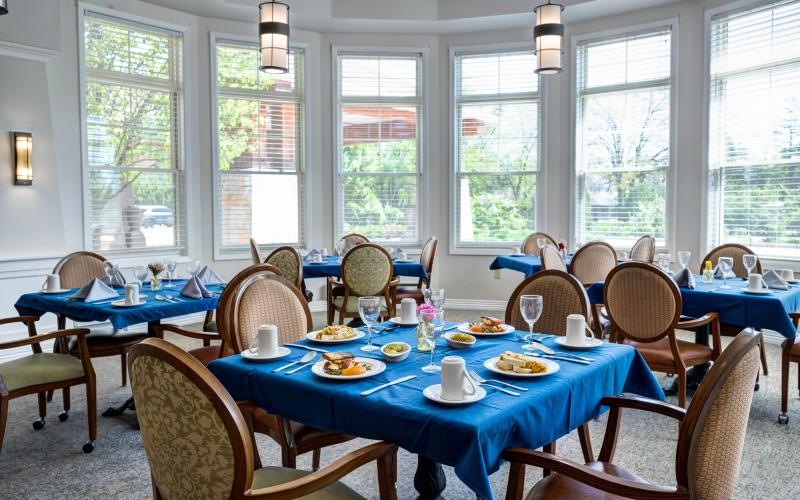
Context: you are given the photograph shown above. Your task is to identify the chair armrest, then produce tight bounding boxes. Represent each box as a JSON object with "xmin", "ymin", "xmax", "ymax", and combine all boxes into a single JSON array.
[
  {"xmin": 501, "ymin": 448, "xmax": 687, "ymax": 499},
  {"xmin": 155, "ymin": 323, "xmax": 220, "ymax": 341},
  {"xmin": 0, "ymin": 316, "xmax": 39, "ymax": 328},
  {"xmin": 677, "ymin": 312, "xmax": 719, "ymax": 330},
  {"xmin": 0, "ymin": 328, "xmax": 90, "ymax": 351},
  {"xmin": 600, "ymin": 395, "xmax": 686, "ymax": 421},
  {"xmin": 388, "ymin": 278, "xmax": 400, "ymax": 287}
]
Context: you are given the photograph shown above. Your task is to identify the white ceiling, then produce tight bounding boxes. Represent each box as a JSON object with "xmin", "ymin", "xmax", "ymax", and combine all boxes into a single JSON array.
[{"xmin": 141, "ymin": 0, "xmax": 686, "ymax": 34}]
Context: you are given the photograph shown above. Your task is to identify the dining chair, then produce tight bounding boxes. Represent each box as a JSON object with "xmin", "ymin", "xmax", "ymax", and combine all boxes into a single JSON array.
[
  {"xmin": 604, "ymin": 262, "xmax": 721, "ymax": 407},
  {"xmin": 129, "ymin": 338, "xmax": 398, "ymax": 499},
  {"xmin": 266, "ymin": 246, "xmax": 312, "ymax": 302},
  {"xmin": 330, "ymin": 244, "xmax": 396, "ymax": 325},
  {"xmin": 249, "ymin": 237, "xmax": 263, "ymax": 265},
  {"xmin": 338, "ymin": 233, "xmax": 370, "ymax": 256},
  {"xmin": 539, "ymin": 243, "xmax": 567, "ymax": 273},
  {"xmin": 502, "ymin": 329, "xmax": 761, "ymax": 500},
  {"xmin": 225, "ymin": 266, "xmax": 355, "ymax": 470},
  {"xmin": 0, "ymin": 316, "xmax": 96, "ymax": 453},
  {"xmin": 628, "ymin": 235, "xmax": 655, "ymax": 263},
  {"xmin": 504, "ymin": 270, "xmax": 595, "ymax": 463},
  {"xmin": 395, "ymin": 236, "xmax": 438, "ymax": 305},
  {"xmin": 779, "ymin": 312, "xmax": 800, "ymax": 424},
  {"xmin": 570, "ymin": 241, "xmax": 618, "ymax": 337},
  {"xmin": 521, "ymin": 232, "xmax": 557, "ymax": 255}
]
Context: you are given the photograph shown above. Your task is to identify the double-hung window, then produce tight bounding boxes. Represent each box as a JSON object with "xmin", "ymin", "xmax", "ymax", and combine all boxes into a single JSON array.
[
  {"xmin": 453, "ymin": 48, "xmax": 541, "ymax": 247},
  {"xmin": 707, "ymin": 0, "xmax": 800, "ymax": 259},
  {"xmin": 575, "ymin": 27, "xmax": 672, "ymax": 248},
  {"xmin": 81, "ymin": 11, "xmax": 186, "ymax": 254},
  {"xmin": 334, "ymin": 51, "xmax": 422, "ymax": 244},
  {"xmin": 213, "ymin": 38, "xmax": 305, "ymax": 256}
]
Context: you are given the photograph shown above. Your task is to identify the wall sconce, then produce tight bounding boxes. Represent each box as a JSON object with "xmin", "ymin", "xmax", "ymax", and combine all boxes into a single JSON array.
[
  {"xmin": 533, "ymin": 1, "xmax": 565, "ymax": 74},
  {"xmin": 13, "ymin": 132, "xmax": 33, "ymax": 185},
  {"xmin": 259, "ymin": 1, "xmax": 290, "ymax": 74}
]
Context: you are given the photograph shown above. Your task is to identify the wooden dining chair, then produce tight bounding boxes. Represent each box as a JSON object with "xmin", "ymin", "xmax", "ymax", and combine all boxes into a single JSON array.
[
  {"xmin": 0, "ymin": 317, "xmax": 96, "ymax": 453},
  {"xmin": 249, "ymin": 237, "xmax": 263, "ymax": 265},
  {"xmin": 330, "ymin": 244, "xmax": 396, "ymax": 325},
  {"xmin": 604, "ymin": 262, "xmax": 721, "ymax": 407},
  {"xmin": 540, "ymin": 243, "xmax": 567, "ymax": 273},
  {"xmin": 502, "ymin": 329, "xmax": 761, "ymax": 500},
  {"xmin": 779, "ymin": 311, "xmax": 800, "ymax": 424},
  {"xmin": 521, "ymin": 232, "xmax": 557, "ymax": 255},
  {"xmin": 571, "ymin": 241, "xmax": 618, "ymax": 338},
  {"xmin": 338, "ymin": 233, "xmax": 370, "ymax": 255},
  {"xmin": 395, "ymin": 236, "xmax": 438, "ymax": 305},
  {"xmin": 505, "ymin": 270, "xmax": 595, "ymax": 463},
  {"xmin": 629, "ymin": 235, "xmax": 655, "ymax": 263},
  {"xmin": 129, "ymin": 338, "xmax": 398, "ymax": 499},
  {"xmin": 266, "ymin": 246, "xmax": 312, "ymax": 302}
]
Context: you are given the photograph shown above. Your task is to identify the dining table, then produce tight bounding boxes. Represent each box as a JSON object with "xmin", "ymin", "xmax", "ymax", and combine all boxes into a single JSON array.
[
  {"xmin": 303, "ymin": 255, "xmax": 428, "ymax": 279},
  {"xmin": 208, "ymin": 322, "xmax": 663, "ymax": 500},
  {"xmin": 489, "ymin": 254, "xmax": 572, "ymax": 278}
]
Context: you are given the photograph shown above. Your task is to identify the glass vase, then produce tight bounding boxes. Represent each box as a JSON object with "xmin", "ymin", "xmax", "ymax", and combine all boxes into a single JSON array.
[
  {"xmin": 150, "ymin": 276, "xmax": 162, "ymax": 291},
  {"xmin": 417, "ymin": 318, "xmax": 432, "ymax": 352}
]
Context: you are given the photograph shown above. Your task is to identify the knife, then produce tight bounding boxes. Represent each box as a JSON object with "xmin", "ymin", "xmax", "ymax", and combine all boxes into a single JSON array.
[
  {"xmin": 535, "ymin": 353, "xmax": 592, "ymax": 365},
  {"xmin": 284, "ymin": 343, "xmax": 329, "ymax": 353},
  {"xmin": 532, "ymin": 341, "xmax": 555, "ymax": 355},
  {"xmin": 360, "ymin": 375, "xmax": 417, "ymax": 397}
]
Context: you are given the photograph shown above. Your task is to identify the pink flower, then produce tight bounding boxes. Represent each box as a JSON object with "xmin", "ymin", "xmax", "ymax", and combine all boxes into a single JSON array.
[
  {"xmin": 148, "ymin": 262, "xmax": 165, "ymax": 276},
  {"xmin": 417, "ymin": 304, "xmax": 439, "ymax": 322}
]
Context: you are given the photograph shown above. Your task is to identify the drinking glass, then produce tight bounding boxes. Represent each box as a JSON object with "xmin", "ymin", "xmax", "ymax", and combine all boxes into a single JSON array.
[
  {"xmin": 537, "ymin": 238, "xmax": 547, "ymax": 250},
  {"xmin": 134, "ymin": 265, "xmax": 148, "ymax": 284},
  {"xmin": 657, "ymin": 254, "xmax": 672, "ymax": 273},
  {"xmin": 187, "ymin": 260, "xmax": 200, "ymax": 276},
  {"xmin": 429, "ymin": 288, "xmax": 445, "ymax": 309},
  {"xmin": 519, "ymin": 295, "xmax": 543, "ymax": 351},
  {"xmin": 103, "ymin": 262, "xmax": 115, "ymax": 285},
  {"xmin": 678, "ymin": 251, "xmax": 691, "ymax": 270},
  {"xmin": 718, "ymin": 257, "xmax": 734, "ymax": 288},
  {"xmin": 165, "ymin": 259, "xmax": 178, "ymax": 288},
  {"xmin": 617, "ymin": 250, "xmax": 628, "ymax": 262},
  {"xmin": 335, "ymin": 239, "xmax": 345, "ymax": 257},
  {"xmin": 358, "ymin": 296, "xmax": 381, "ymax": 352},
  {"xmin": 421, "ymin": 310, "xmax": 444, "ymax": 373},
  {"xmin": 743, "ymin": 254, "xmax": 757, "ymax": 277}
]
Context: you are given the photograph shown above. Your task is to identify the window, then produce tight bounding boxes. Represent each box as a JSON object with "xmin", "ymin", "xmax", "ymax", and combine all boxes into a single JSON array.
[
  {"xmin": 575, "ymin": 28, "xmax": 672, "ymax": 248},
  {"xmin": 81, "ymin": 11, "xmax": 186, "ymax": 254},
  {"xmin": 335, "ymin": 51, "xmax": 422, "ymax": 244},
  {"xmin": 707, "ymin": 0, "xmax": 800, "ymax": 259},
  {"xmin": 453, "ymin": 49, "xmax": 540, "ymax": 247},
  {"xmin": 213, "ymin": 38, "xmax": 305, "ymax": 255}
]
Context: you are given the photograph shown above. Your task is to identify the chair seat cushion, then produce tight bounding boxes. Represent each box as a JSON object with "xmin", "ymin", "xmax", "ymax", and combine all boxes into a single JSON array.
[
  {"xmin": 252, "ymin": 466, "xmax": 364, "ymax": 499},
  {"xmin": 332, "ymin": 296, "xmax": 388, "ymax": 314},
  {"xmin": 625, "ymin": 337, "xmax": 713, "ymax": 367},
  {"xmin": 68, "ymin": 327, "xmax": 147, "ymax": 354},
  {"xmin": 395, "ymin": 286, "xmax": 423, "ymax": 303},
  {"xmin": 188, "ymin": 346, "xmax": 220, "ymax": 366},
  {"xmin": 0, "ymin": 353, "xmax": 85, "ymax": 392},
  {"xmin": 252, "ymin": 410, "xmax": 354, "ymax": 452},
  {"xmin": 525, "ymin": 461, "xmax": 664, "ymax": 500}
]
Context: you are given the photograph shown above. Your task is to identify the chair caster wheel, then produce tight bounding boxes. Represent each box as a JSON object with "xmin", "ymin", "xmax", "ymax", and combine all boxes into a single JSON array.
[
  {"xmin": 58, "ymin": 411, "xmax": 69, "ymax": 422},
  {"xmin": 754, "ymin": 383, "xmax": 760, "ymax": 391},
  {"xmin": 32, "ymin": 418, "xmax": 46, "ymax": 430},
  {"xmin": 778, "ymin": 413, "xmax": 789, "ymax": 424},
  {"xmin": 83, "ymin": 442, "xmax": 95, "ymax": 453}
]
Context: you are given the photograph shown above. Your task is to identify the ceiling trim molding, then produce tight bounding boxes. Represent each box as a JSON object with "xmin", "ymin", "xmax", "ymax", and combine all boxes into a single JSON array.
[{"xmin": 0, "ymin": 40, "xmax": 59, "ymax": 62}]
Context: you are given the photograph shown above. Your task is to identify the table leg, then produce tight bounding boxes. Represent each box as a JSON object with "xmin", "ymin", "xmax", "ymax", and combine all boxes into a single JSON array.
[
  {"xmin": 102, "ymin": 320, "xmax": 159, "ymax": 419},
  {"xmin": 414, "ymin": 454, "xmax": 446, "ymax": 499}
]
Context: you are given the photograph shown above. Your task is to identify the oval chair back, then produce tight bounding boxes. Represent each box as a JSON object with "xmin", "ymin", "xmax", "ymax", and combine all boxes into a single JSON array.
[
  {"xmin": 338, "ymin": 233, "xmax": 370, "ymax": 256},
  {"xmin": 540, "ymin": 243, "xmax": 567, "ymax": 273},
  {"xmin": 629, "ymin": 235, "xmax": 656, "ymax": 263},
  {"xmin": 341, "ymin": 244, "xmax": 394, "ymax": 297},
  {"xmin": 700, "ymin": 243, "xmax": 761, "ymax": 278},
  {"xmin": 249, "ymin": 238, "xmax": 262, "ymax": 265},
  {"xmin": 420, "ymin": 236, "xmax": 438, "ymax": 281},
  {"xmin": 53, "ymin": 251, "xmax": 107, "ymax": 289},
  {"xmin": 265, "ymin": 246, "xmax": 303, "ymax": 289},
  {"xmin": 505, "ymin": 270, "xmax": 591, "ymax": 336},
  {"xmin": 570, "ymin": 241, "xmax": 617, "ymax": 285},
  {"xmin": 521, "ymin": 232, "xmax": 557, "ymax": 255}
]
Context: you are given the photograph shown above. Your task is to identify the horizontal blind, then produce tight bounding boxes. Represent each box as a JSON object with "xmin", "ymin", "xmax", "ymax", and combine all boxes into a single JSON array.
[
  {"xmin": 337, "ymin": 52, "xmax": 421, "ymax": 244},
  {"xmin": 575, "ymin": 28, "xmax": 671, "ymax": 248},
  {"xmin": 214, "ymin": 41, "xmax": 305, "ymax": 253},
  {"xmin": 83, "ymin": 11, "xmax": 186, "ymax": 255},
  {"xmin": 453, "ymin": 49, "xmax": 540, "ymax": 246},
  {"xmin": 708, "ymin": 0, "xmax": 800, "ymax": 259}
]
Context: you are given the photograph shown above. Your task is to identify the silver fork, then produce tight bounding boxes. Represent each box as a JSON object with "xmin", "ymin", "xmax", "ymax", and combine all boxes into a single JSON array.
[
  {"xmin": 467, "ymin": 372, "xmax": 520, "ymax": 396},
  {"xmin": 469, "ymin": 370, "xmax": 527, "ymax": 392}
]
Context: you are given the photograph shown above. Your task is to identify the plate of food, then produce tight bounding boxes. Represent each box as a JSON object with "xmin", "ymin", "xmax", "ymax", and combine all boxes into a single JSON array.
[
  {"xmin": 311, "ymin": 351, "xmax": 385, "ymax": 380},
  {"xmin": 483, "ymin": 351, "xmax": 559, "ymax": 378},
  {"xmin": 458, "ymin": 317, "xmax": 515, "ymax": 336},
  {"xmin": 306, "ymin": 325, "xmax": 365, "ymax": 343}
]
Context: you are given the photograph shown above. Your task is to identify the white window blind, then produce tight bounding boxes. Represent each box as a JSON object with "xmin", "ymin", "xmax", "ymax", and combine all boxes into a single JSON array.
[
  {"xmin": 82, "ymin": 11, "xmax": 186, "ymax": 255},
  {"xmin": 453, "ymin": 49, "xmax": 540, "ymax": 246},
  {"xmin": 335, "ymin": 52, "xmax": 422, "ymax": 244},
  {"xmin": 213, "ymin": 40, "xmax": 305, "ymax": 255},
  {"xmin": 575, "ymin": 28, "xmax": 672, "ymax": 248},
  {"xmin": 708, "ymin": 0, "xmax": 800, "ymax": 259}
]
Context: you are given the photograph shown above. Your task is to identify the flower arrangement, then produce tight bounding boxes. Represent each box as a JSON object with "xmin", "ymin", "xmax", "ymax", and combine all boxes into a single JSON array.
[
  {"xmin": 147, "ymin": 262, "xmax": 165, "ymax": 291},
  {"xmin": 416, "ymin": 304, "xmax": 440, "ymax": 351},
  {"xmin": 417, "ymin": 303, "xmax": 438, "ymax": 322}
]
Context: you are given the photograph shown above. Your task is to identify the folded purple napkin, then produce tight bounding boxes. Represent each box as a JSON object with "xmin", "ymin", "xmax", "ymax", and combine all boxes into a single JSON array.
[
  {"xmin": 671, "ymin": 268, "xmax": 695, "ymax": 289},
  {"xmin": 713, "ymin": 265, "xmax": 736, "ymax": 279},
  {"xmin": 70, "ymin": 278, "xmax": 119, "ymax": 302},
  {"xmin": 305, "ymin": 249, "xmax": 321, "ymax": 262},
  {"xmin": 195, "ymin": 266, "xmax": 225, "ymax": 285},
  {"xmin": 101, "ymin": 262, "xmax": 126, "ymax": 287},
  {"xmin": 181, "ymin": 276, "xmax": 212, "ymax": 299},
  {"xmin": 763, "ymin": 270, "xmax": 789, "ymax": 290}
]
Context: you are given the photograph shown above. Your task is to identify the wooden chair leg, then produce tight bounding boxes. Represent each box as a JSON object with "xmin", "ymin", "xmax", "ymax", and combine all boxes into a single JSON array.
[
  {"xmin": 121, "ymin": 352, "xmax": 128, "ymax": 387},
  {"xmin": 577, "ymin": 422, "xmax": 594, "ymax": 462},
  {"xmin": 60, "ymin": 387, "xmax": 71, "ymax": 421},
  {"xmin": 542, "ymin": 441, "xmax": 555, "ymax": 477},
  {"xmin": 0, "ymin": 396, "xmax": 8, "ymax": 451},
  {"xmin": 782, "ymin": 345, "xmax": 790, "ymax": 418},
  {"xmin": 281, "ymin": 446, "xmax": 298, "ymax": 469},
  {"xmin": 505, "ymin": 460, "xmax": 526, "ymax": 500},
  {"xmin": 38, "ymin": 393, "xmax": 47, "ymax": 419},
  {"xmin": 759, "ymin": 336, "xmax": 769, "ymax": 375},
  {"xmin": 86, "ymin": 377, "xmax": 97, "ymax": 452},
  {"xmin": 678, "ymin": 370, "xmax": 687, "ymax": 408},
  {"xmin": 312, "ymin": 448, "xmax": 321, "ymax": 471},
  {"xmin": 377, "ymin": 446, "xmax": 398, "ymax": 500}
]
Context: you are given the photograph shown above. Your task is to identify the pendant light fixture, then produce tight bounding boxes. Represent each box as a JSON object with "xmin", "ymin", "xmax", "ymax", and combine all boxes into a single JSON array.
[
  {"xmin": 533, "ymin": 1, "xmax": 564, "ymax": 74},
  {"xmin": 259, "ymin": 1, "xmax": 290, "ymax": 74},
  {"xmin": 0, "ymin": 0, "xmax": 8, "ymax": 15}
]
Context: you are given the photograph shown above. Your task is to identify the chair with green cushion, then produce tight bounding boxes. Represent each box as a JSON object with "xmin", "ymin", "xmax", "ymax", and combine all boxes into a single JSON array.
[
  {"xmin": 0, "ymin": 316, "xmax": 96, "ymax": 453},
  {"xmin": 129, "ymin": 337, "xmax": 398, "ymax": 499},
  {"xmin": 329, "ymin": 244, "xmax": 397, "ymax": 325}
]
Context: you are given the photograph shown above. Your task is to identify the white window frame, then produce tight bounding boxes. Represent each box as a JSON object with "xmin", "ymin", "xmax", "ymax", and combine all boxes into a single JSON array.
[
  {"xmin": 570, "ymin": 20, "xmax": 678, "ymax": 254},
  {"xmin": 449, "ymin": 42, "xmax": 546, "ymax": 255},
  {"xmin": 77, "ymin": 4, "xmax": 193, "ymax": 263},
  {"xmin": 209, "ymin": 32, "xmax": 310, "ymax": 261},
  {"xmin": 331, "ymin": 46, "xmax": 428, "ymax": 249}
]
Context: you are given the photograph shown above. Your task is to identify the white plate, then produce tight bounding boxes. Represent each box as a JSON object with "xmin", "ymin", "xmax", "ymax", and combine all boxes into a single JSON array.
[
  {"xmin": 742, "ymin": 289, "xmax": 771, "ymax": 295},
  {"xmin": 423, "ymin": 384, "xmax": 486, "ymax": 405},
  {"xmin": 554, "ymin": 337, "xmax": 603, "ymax": 350},
  {"xmin": 483, "ymin": 356, "xmax": 559, "ymax": 378},
  {"xmin": 39, "ymin": 289, "xmax": 72, "ymax": 294},
  {"xmin": 241, "ymin": 346, "xmax": 291, "ymax": 362},
  {"xmin": 787, "ymin": 279, "xmax": 800, "ymax": 285},
  {"xmin": 508, "ymin": 254, "xmax": 526, "ymax": 257},
  {"xmin": 388, "ymin": 317, "xmax": 418, "ymax": 326},
  {"xmin": 457, "ymin": 322, "xmax": 515, "ymax": 336},
  {"xmin": 395, "ymin": 259, "xmax": 415, "ymax": 263},
  {"xmin": 110, "ymin": 300, "xmax": 147, "ymax": 308},
  {"xmin": 307, "ymin": 261, "xmax": 327, "ymax": 265},
  {"xmin": 311, "ymin": 358, "xmax": 386, "ymax": 380},
  {"xmin": 305, "ymin": 329, "xmax": 365, "ymax": 344}
]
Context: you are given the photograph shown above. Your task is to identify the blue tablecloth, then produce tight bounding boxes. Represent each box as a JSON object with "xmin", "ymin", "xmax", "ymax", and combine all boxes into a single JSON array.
[
  {"xmin": 208, "ymin": 324, "xmax": 662, "ymax": 499},
  {"xmin": 489, "ymin": 254, "xmax": 573, "ymax": 277},
  {"xmin": 303, "ymin": 255, "xmax": 428, "ymax": 279},
  {"xmin": 14, "ymin": 279, "xmax": 221, "ymax": 329}
]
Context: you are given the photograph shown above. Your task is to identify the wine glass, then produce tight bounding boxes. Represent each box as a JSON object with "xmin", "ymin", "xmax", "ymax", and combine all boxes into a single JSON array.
[
  {"xmin": 134, "ymin": 265, "xmax": 148, "ymax": 285},
  {"xmin": 358, "ymin": 296, "xmax": 381, "ymax": 352},
  {"xmin": 165, "ymin": 258, "xmax": 178, "ymax": 288},
  {"xmin": 657, "ymin": 254, "xmax": 672, "ymax": 273},
  {"xmin": 335, "ymin": 239, "xmax": 345, "ymax": 257},
  {"xmin": 617, "ymin": 250, "xmax": 628, "ymax": 262},
  {"xmin": 421, "ymin": 309, "xmax": 444, "ymax": 373},
  {"xmin": 743, "ymin": 254, "xmax": 757, "ymax": 277},
  {"xmin": 519, "ymin": 295, "xmax": 543, "ymax": 351},
  {"xmin": 187, "ymin": 260, "xmax": 200, "ymax": 276},
  {"xmin": 678, "ymin": 251, "xmax": 691, "ymax": 270},
  {"xmin": 537, "ymin": 238, "xmax": 547, "ymax": 251},
  {"xmin": 428, "ymin": 288, "xmax": 445, "ymax": 309},
  {"xmin": 103, "ymin": 261, "xmax": 115, "ymax": 286},
  {"xmin": 718, "ymin": 257, "xmax": 734, "ymax": 288}
]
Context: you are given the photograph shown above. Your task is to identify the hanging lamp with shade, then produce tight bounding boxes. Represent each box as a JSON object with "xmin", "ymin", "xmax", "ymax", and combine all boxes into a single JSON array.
[
  {"xmin": 259, "ymin": 1, "xmax": 290, "ymax": 74},
  {"xmin": 0, "ymin": 0, "xmax": 8, "ymax": 15},
  {"xmin": 533, "ymin": 1, "xmax": 565, "ymax": 74}
]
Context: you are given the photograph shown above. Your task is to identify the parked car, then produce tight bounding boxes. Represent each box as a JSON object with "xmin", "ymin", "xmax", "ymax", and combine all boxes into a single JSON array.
[{"xmin": 139, "ymin": 205, "xmax": 174, "ymax": 228}]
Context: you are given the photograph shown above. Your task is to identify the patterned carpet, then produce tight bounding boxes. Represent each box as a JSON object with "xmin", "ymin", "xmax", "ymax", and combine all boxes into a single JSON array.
[{"xmin": 1, "ymin": 310, "xmax": 799, "ymax": 499}]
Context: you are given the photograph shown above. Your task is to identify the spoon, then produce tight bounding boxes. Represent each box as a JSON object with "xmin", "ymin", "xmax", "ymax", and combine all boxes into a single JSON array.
[
  {"xmin": 155, "ymin": 294, "xmax": 175, "ymax": 303},
  {"xmin": 273, "ymin": 351, "xmax": 316, "ymax": 373}
]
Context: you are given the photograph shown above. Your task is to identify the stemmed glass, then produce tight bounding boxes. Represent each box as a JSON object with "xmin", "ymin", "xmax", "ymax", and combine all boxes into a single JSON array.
[
  {"xmin": 358, "ymin": 296, "xmax": 381, "ymax": 352},
  {"xmin": 421, "ymin": 309, "xmax": 444, "ymax": 373},
  {"xmin": 165, "ymin": 258, "xmax": 177, "ymax": 288},
  {"xmin": 678, "ymin": 251, "xmax": 691, "ymax": 270},
  {"xmin": 428, "ymin": 288, "xmax": 445, "ymax": 309},
  {"xmin": 718, "ymin": 257, "xmax": 734, "ymax": 288},
  {"xmin": 335, "ymin": 239, "xmax": 345, "ymax": 257},
  {"xmin": 537, "ymin": 238, "xmax": 547, "ymax": 251},
  {"xmin": 134, "ymin": 265, "xmax": 148, "ymax": 286},
  {"xmin": 617, "ymin": 250, "xmax": 628, "ymax": 262},
  {"xmin": 743, "ymin": 254, "xmax": 757, "ymax": 278},
  {"xmin": 519, "ymin": 295, "xmax": 543, "ymax": 351},
  {"xmin": 187, "ymin": 260, "xmax": 200, "ymax": 276},
  {"xmin": 657, "ymin": 254, "xmax": 672, "ymax": 273},
  {"xmin": 103, "ymin": 262, "xmax": 115, "ymax": 286}
]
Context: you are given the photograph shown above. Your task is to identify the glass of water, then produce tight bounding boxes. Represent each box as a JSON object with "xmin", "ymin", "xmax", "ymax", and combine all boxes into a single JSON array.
[
  {"xmin": 519, "ymin": 295, "xmax": 543, "ymax": 351},
  {"xmin": 743, "ymin": 254, "xmax": 757, "ymax": 277},
  {"xmin": 165, "ymin": 258, "xmax": 178, "ymax": 288},
  {"xmin": 428, "ymin": 288, "xmax": 445, "ymax": 309},
  {"xmin": 718, "ymin": 257, "xmax": 734, "ymax": 288},
  {"xmin": 359, "ymin": 296, "xmax": 381, "ymax": 352},
  {"xmin": 678, "ymin": 251, "xmax": 691, "ymax": 270},
  {"xmin": 134, "ymin": 265, "xmax": 148, "ymax": 285},
  {"xmin": 657, "ymin": 254, "xmax": 672, "ymax": 273},
  {"xmin": 421, "ymin": 310, "xmax": 444, "ymax": 373}
]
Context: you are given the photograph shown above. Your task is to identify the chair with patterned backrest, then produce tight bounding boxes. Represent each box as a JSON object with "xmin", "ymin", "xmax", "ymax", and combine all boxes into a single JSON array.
[
  {"xmin": 521, "ymin": 232, "xmax": 558, "ymax": 255},
  {"xmin": 266, "ymin": 246, "xmax": 312, "ymax": 302},
  {"xmin": 604, "ymin": 262, "xmax": 721, "ymax": 407},
  {"xmin": 504, "ymin": 270, "xmax": 595, "ymax": 463},
  {"xmin": 331, "ymin": 244, "xmax": 396, "ymax": 325},
  {"xmin": 502, "ymin": 329, "xmax": 761, "ymax": 500},
  {"xmin": 628, "ymin": 235, "xmax": 655, "ymax": 263},
  {"xmin": 129, "ymin": 338, "xmax": 398, "ymax": 500},
  {"xmin": 540, "ymin": 243, "xmax": 567, "ymax": 273},
  {"xmin": 395, "ymin": 236, "xmax": 438, "ymax": 305},
  {"xmin": 249, "ymin": 238, "xmax": 263, "ymax": 265},
  {"xmin": 571, "ymin": 241, "xmax": 618, "ymax": 337},
  {"xmin": 0, "ymin": 317, "xmax": 96, "ymax": 453},
  {"xmin": 338, "ymin": 233, "xmax": 370, "ymax": 256}
]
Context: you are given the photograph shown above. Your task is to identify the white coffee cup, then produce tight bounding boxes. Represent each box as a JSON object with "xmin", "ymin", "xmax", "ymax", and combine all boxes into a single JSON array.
[
  {"xmin": 565, "ymin": 314, "xmax": 592, "ymax": 346},
  {"xmin": 398, "ymin": 250, "xmax": 408, "ymax": 261},
  {"xmin": 781, "ymin": 269, "xmax": 794, "ymax": 281},
  {"xmin": 321, "ymin": 248, "xmax": 329, "ymax": 257},
  {"xmin": 124, "ymin": 283, "xmax": 140, "ymax": 305},
  {"xmin": 400, "ymin": 298, "xmax": 417, "ymax": 324},
  {"xmin": 440, "ymin": 356, "xmax": 476, "ymax": 401},
  {"xmin": 314, "ymin": 254, "xmax": 324, "ymax": 263},
  {"xmin": 254, "ymin": 324, "xmax": 279, "ymax": 357},
  {"xmin": 747, "ymin": 273, "xmax": 768, "ymax": 292},
  {"xmin": 45, "ymin": 274, "xmax": 61, "ymax": 292},
  {"xmin": 512, "ymin": 247, "xmax": 522, "ymax": 255}
]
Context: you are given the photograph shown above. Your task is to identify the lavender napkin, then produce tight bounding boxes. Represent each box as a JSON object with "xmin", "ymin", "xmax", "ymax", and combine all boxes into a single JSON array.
[
  {"xmin": 304, "ymin": 249, "xmax": 321, "ymax": 262},
  {"xmin": 713, "ymin": 265, "xmax": 736, "ymax": 280},
  {"xmin": 763, "ymin": 270, "xmax": 790, "ymax": 290},
  {"xmin": 181, "ymin": 276, "xmax": 212, "ymax": 299},
  {"xmin": 672, "ymin": 268, "xmax": 696, "ymax": 289},
  {"xmin": 196, "ymin": 266, "xmax": 225, "ymax": 285},
  {"xmin": 101, "ymin": 262, "xmax": 127, "ymax": 287},
  {"xmin": 70, "ymin": 278, "xmax": 119, "ymax": 302}
]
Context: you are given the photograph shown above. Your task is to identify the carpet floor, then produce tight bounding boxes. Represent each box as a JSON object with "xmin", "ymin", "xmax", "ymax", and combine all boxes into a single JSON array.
[{"xmin": 1, "ymin": 310, "xmax": 799, "ymax": 499}]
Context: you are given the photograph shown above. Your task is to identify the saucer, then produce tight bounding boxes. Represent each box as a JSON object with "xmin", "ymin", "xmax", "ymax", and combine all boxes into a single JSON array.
[
  {"xmin": 111, "ymin": 300, "xmax": 147, "ymax": 308},
  {"xmin": 39, "ymin": 289, "xmax": 72, "ymax": 294},
  {"xmin": 554, "ymin": 337, "xmax": 603, "ymax": 350},
  {"xmin": 509, "ymin": 254, "xmax": 526, "ymax": 257},
  {"xmin": 423, "ymin": 384, "xmax": 486, "ymax": 405},
  {"xmin": 308, "ymin": 261, "xmax": 326, "ymax": 265},
  {"xmin": 742, "ymin": 289, "xmax": 771, "ymax": 295},
  {"xmin": 241, "ymin": 346, "xmax": 291, "ymax": 362},
  {"xmin": 395, "ymin": 258, "xmax": 414, "ymax": 263},
  {"xmin": 388, "ymin": 317, "xmax": 418, "ymax": 326}
]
